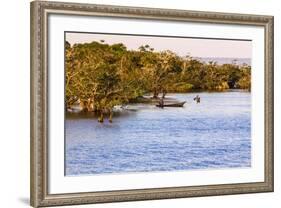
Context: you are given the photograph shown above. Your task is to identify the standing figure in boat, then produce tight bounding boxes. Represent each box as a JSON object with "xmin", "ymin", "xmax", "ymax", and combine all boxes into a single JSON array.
[{"xmin": 193, "ymin": 95, "xmax": 200, "ymax": 104}]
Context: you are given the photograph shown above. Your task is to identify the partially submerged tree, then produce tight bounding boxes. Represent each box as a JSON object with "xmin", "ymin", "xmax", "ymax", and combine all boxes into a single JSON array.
[
  {"xmin": 65, "ymin": 40, "xmax": 251, "ymax": 122},
  {"xmin": 140, "ymin": 49, "xmax": 180, "ymax": 98}
]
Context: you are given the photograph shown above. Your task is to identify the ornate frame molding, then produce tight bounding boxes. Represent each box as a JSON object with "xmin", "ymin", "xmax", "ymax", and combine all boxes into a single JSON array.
[{"xmin": 30, "ymin": 1, "xmax": 274, "ymax": 207}]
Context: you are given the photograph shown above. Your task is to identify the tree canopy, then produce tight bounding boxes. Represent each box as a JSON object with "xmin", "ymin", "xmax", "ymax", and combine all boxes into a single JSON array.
[{"xmin": 65, "ymin": 40, "xmax": 251, "ymax": 121}]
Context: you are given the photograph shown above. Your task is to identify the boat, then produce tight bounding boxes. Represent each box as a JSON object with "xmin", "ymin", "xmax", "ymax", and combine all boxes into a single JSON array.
[
  {"xmin": 156, "ymin": 101, "xmax": 186, "ymax": 107},
  {"xmin": 67, "ymin": 105, "xmax": 83, "ymax": 113},
  {"xmin": 113, "ymin": 105, "xmax": 138, "ymax": 112},
  {"xmin": 67, "ymin": 99, "xmax": 83, "ymax": 113},
  {"xmin": 122, "ymin": 105, "xmax": 138, "ymax": 111}
]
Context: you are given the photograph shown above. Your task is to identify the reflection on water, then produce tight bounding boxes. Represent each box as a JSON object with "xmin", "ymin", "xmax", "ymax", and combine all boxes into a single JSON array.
[{"xmin": 65, "ymin": 91, "xmax": 251, "ymax": 176}]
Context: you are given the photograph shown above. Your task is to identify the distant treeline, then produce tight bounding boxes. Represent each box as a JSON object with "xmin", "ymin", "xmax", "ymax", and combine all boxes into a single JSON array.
[{"xmin": 65, "ymin": 40, "xmax": 251, "ymax": 119}]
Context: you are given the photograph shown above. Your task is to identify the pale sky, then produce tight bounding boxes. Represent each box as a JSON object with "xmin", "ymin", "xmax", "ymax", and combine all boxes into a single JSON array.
[{"xmin": 66, "ymin": 32, "xmax": 252, "ymax": 59}]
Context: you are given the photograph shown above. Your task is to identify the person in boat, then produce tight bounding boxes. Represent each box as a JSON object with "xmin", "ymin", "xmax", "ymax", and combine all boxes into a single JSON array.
[
  {"xmin": 193, "ymin": 95, "xmax": 200, "ymax": 103},
  {"xmin": 159, "ymin": 98, "xmax": 164, "ymax": 108}
]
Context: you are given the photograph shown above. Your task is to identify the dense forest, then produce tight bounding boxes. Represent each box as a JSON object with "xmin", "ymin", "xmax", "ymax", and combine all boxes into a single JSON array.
[{"xmin": 65, "ymin": 40, "xmax": 251, "ymax": 121}]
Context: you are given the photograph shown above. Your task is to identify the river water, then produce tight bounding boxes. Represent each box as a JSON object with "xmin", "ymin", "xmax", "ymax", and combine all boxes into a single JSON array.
[{"xmin": 65, "ymin": 91, "xmax": 251, "ymax": 176}]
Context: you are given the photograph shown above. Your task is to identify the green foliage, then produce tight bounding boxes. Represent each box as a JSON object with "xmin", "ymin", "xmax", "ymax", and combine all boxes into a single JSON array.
[
  {"xmin": 236, "ymin": 65, "xmax": 251, "ymax": 90},
  {"xmin": 65, "ymin": 40, "xmax": 251, "ymax": 120}
]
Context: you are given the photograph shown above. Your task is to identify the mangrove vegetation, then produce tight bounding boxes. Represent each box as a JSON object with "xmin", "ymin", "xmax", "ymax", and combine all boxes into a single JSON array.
[{"xmin": 65, "ymin": 40, "xmax": 251, "ymax": 122}]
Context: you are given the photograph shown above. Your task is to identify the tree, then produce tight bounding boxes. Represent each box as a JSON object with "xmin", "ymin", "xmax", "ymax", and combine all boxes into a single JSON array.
[
  {"xmin": 236, "ymin": 65, "xmax": 251, "ymax": 90},
  {"xmin": 93, "ymin": 63, "xmax": 124, "ymax": 122},
  {"xmin": 142, "ymin": 50, "xmax": 179, "ymax": 98},
  {"xmin": 65, "ymin": 40, "xmax": 252, "ymax": 122}
]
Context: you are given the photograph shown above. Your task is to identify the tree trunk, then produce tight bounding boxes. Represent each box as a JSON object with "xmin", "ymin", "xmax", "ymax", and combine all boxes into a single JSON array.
[
  {"xmin": 87, "ymin": 99, "xmax": 94, "ymax": 112},
  {"xmin": 109, "ymin": 110, "xmax": 113, "ymax": 123},
  {"xmin": 162, "ymin": 90, "xmax": 167, "ymax": 99},
  {"xmin": 98, "ymin": 110, "xmax": 104, "ymax": 123},
  {"xmin": 81, "ymin": 101, "xmax": 88, "ymax": 112},
  {"xmin": 152, "ymin": 89, "xmax": 159, "ymax": 99}
]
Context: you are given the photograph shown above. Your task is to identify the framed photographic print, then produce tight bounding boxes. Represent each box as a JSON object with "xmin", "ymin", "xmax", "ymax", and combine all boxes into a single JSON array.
[{"xmin": 30, "ymin": 1, "xmax": 274, "ymax": 207}]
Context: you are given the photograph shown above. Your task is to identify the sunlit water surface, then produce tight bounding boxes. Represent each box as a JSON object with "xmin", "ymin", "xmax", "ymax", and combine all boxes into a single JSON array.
[{"xmin": 66, "ymin": 91, "xmax": 251, "ymax": 176}]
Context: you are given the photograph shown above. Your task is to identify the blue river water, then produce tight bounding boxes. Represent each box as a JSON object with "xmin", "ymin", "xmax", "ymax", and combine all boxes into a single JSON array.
[{"xmin": 65, "ymin": 91, "xmax": 251, "ymax": 176}]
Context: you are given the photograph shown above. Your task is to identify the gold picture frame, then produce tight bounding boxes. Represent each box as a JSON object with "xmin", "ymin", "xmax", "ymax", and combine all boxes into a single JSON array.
[{"xmin": 30, "ymin": 1, "xmax": 274, "ymax": 207}]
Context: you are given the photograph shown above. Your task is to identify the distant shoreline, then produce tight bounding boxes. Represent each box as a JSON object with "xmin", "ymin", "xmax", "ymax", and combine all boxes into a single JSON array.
[
  {"xmin": 194, "ymin": 57, "xmax": 251, "ymax": 66},
  {"xmin": 130, "ymin": 89, "xmax": 250, "ymax": 103}
]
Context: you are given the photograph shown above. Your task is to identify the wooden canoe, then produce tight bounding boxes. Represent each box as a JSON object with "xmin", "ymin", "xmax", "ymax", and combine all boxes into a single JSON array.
[{"xmin": 156, "ymin": 101, "xmax": 186, "ymax": 107}]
